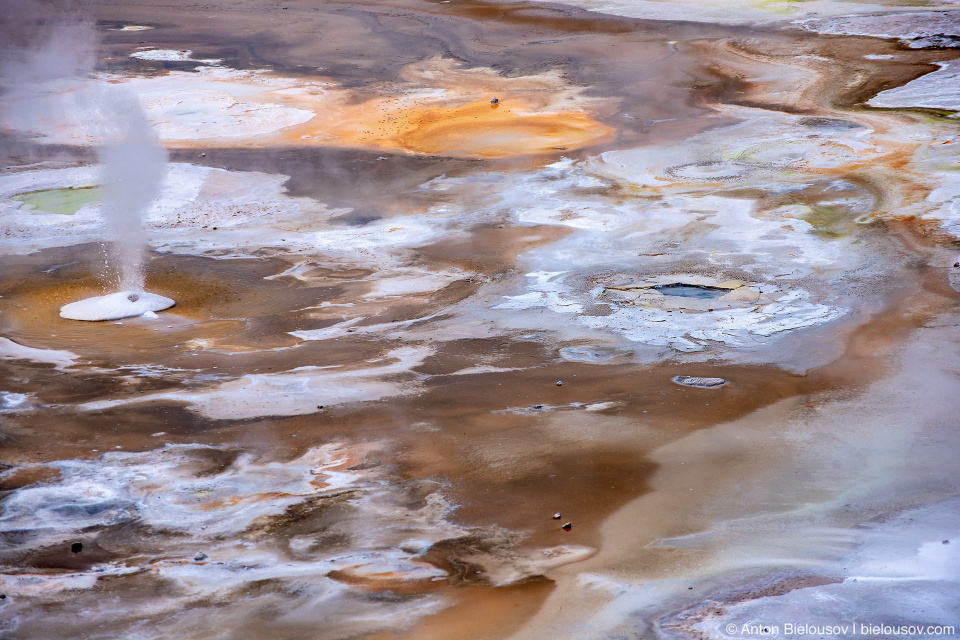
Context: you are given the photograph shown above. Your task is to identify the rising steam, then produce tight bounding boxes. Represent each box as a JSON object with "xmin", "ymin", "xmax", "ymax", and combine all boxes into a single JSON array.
[
  {"xmin": 92, "ymin": 88, "xmax": 168, "ymax": 291},
  {"xmin": 1, "ymin": 2, "xmax": 173, "ymax": 319}
]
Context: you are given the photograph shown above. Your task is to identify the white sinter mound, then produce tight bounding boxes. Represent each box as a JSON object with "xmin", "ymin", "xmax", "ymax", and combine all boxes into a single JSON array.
[{"xmin": 60, "ymin": 291, "xmax": 175, "ymax": 321}]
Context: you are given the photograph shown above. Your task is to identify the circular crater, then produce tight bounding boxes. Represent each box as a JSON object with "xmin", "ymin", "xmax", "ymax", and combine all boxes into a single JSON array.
[
  {"xmin": 603, "ymin": 275, "xmax": 768, "ymax": 312},
  {"xmin": 663, "ymin": 161, "xmax": 751, "ymax": 181}
]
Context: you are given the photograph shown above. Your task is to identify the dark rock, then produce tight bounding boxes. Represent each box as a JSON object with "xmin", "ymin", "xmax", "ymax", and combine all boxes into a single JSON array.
[
  {"xmin": 71, "ymin": 542, "xmax": 83, "ymax": 553},
  {"xmin": 194, "ymin": 552, "xmax": 208, "ymax": 562},
  {"xmin": 908, "ymin": 34, "xmax": 960, "ymax": 49},
  {"xmin": 553, "ymin": 512, "xmax": 562, "ymax": 520},
  {"xmin": 561, "ymin": 522, "xmax": 572, "ymax": 531},
  {"xmin": 555, "ymin": 380, "xmax": 563, "ymax": 386}
]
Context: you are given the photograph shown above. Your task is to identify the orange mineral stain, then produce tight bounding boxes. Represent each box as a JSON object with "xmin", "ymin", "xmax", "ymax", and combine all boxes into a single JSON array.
[
  {"xmin": 258, "ymin": 61, "xmax": 618, "ymax": 157},
  {"xmin": 13, "ymin": 59, "xmax": 617, "ymax": 159},
  {"xmin": 313, "ymin": 97, "xmax": 614, "ymax": 158}
]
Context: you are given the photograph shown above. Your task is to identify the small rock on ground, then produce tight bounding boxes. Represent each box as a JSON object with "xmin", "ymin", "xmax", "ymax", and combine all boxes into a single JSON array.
[{"xmin": 672, "ymin": 375, "xmax": 728, "ymax": 388}]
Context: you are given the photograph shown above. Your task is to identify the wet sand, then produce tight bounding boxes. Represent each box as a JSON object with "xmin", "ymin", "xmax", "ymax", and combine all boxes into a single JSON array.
[{"xmin": 2, "ymin": 0, "xmax": 960, "ymax": 638}]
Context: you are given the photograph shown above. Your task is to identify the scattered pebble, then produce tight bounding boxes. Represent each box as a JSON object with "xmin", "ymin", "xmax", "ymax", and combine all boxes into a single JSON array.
[
  {"xmin": 555, "ymin": 380, "xmax": 563, "ymax": 386},
  {"xmin": 194, "ymin": 552, "xmax": 208, "ymax": 562},
  {"xmin": 71, "ymin": 542, "xmax": 83, "ymax": 553},
  {"xmin": 553, "ymin": 512, "xmax": 562, "ymax": 520},
  {"xmin": 944, "ymin": 539, "xmax": 950, "ymax": 544},
  {"xmin": 490, "ymin": 97, "xmax": 499, "ymax": 105},
  {"xmin": 671, "ymin": 375, "xmax": 728, "ymax": 388},
  {"xmin": 561, "ymin": 522, "xmax": 572, "ymax": 531}
]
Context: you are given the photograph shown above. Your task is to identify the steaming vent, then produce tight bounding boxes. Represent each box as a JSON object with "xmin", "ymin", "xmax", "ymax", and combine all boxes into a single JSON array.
[{"xmin": 60, "ymin": 291, "xmax": 174, "ymax": 321}]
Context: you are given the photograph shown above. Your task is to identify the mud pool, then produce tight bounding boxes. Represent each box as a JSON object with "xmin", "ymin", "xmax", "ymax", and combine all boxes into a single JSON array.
[{"xmin": 1, "ymin": 0, "xmax": 960, "ymax": 638}]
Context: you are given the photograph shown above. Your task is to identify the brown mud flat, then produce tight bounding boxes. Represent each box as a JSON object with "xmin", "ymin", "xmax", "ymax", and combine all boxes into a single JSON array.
[
  {"xmin": 0, "ymin": 0, "xmax": 781, "ymax": 164},
  {"xmin": 2, "ymin": 245, "xmax": 958, "ymax": 640},
  {"xmin": 3, "ymin": 0, "xmax": 960, "ymax": 639}
]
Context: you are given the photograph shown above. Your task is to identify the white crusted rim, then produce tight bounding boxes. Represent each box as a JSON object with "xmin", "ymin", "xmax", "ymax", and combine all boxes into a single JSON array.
[{"xmin": 60, "ymin": 290, "xmax": 175, "ymax": 321}]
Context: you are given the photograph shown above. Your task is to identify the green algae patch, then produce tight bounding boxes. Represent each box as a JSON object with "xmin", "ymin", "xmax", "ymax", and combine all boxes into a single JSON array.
[
  {"xmin": 799, "ymin": 205, "xmax": 854, "ymax": 238},
  {"xmin": 12, "ymin": 186, "xmax": 102, "ymax": 215}
]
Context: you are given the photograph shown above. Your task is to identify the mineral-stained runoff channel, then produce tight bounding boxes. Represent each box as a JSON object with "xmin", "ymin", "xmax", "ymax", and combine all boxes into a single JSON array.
[{"xmin": 1, "ymin": 0, "xmax": 960, "ymax": 638}]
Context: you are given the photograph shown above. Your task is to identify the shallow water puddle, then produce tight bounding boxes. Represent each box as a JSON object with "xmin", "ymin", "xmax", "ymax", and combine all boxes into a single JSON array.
[
  {"xmin": 651, "ymin": 283, "xmax": 730, "ymax": 300},
  {"xmin": 11, "ymin": 185, "xmax": 102, "ymax": 215}
]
